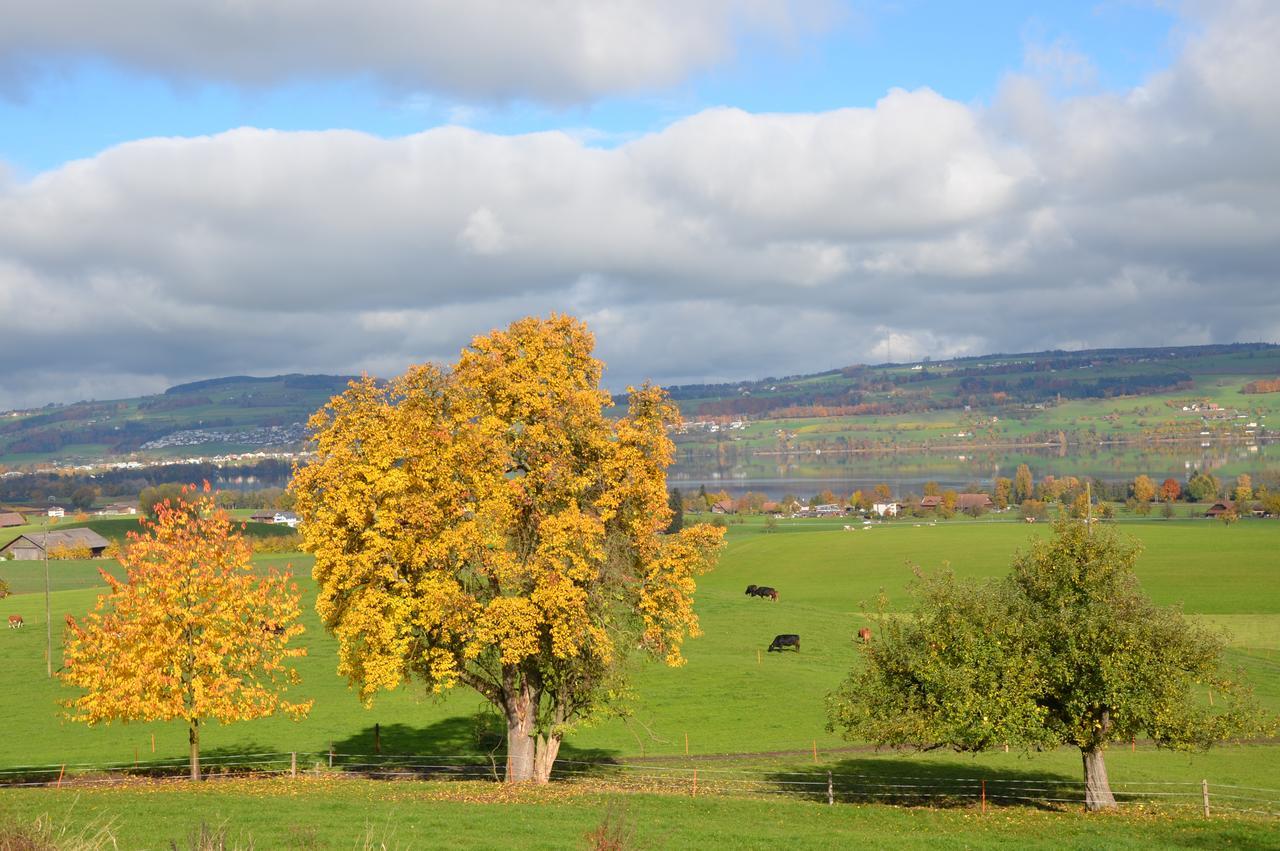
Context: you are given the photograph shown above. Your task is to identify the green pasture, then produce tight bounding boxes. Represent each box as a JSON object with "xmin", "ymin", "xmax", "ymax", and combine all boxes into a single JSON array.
[
  {"xmin": 1, "ymin": 522, "xmax": 1277, "ymax": 793},
  {"xmin": 2, "ymin": 778, "xmax": 1277, "ymax": 850}
]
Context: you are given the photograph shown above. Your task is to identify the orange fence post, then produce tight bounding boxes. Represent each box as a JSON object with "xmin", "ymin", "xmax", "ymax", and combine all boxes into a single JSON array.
[
  {"xmin": 57, "ymin": 764, "xmax": 65, "ymax": 789},
  {"xmin": 981, "ymin": 779, "xmax": 986, "ymax": 814}
]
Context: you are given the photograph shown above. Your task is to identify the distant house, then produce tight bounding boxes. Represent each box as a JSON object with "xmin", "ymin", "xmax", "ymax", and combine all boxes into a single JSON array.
[
  {"xmin": 813, "ymin": 503, "xmax": 844, "ymax": 517},
  {"xmin": 710, "ymin": 500, "xmax": 735, "ymax": 515},
  {"xmin": 0, "ymin": 511, "xmax": 25, "ymax": 528},
  {"xmin": 872, "ymin": 502, "xmax": 901, "ymax": 517},
  {"xmin": 249, "ymin": 510, "xmax": 277, "ymax": 524},
  {"xmin": 46, "ymin": 506, "xmax": 65, "ymax": 518},
  {"xmin": 761, "ymin": 501, "xmax": 782, "ymax": 515},
  {"xmin": 920, "ymin": 493, "xmax": 992, "ymax": 512},
  {"xmin": 0, "ymin": 528, "xmax": 110, "ymax": 560},
  {"xmin": 273, "ymin": 512, "xmax": 299, "ymax": 528},
  {"xmin": 1204, "ymin": 500, "xmax": 1235, "ymax": 518},
  {"xmin": 956, "ymin": 493, "xmax": 993, "ymax": 511},
  {"xmin": 97, "ymin": 503, "xmax": 138, "ymax": 516}
]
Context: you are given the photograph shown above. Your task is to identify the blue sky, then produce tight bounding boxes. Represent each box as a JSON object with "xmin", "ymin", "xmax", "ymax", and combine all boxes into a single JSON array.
[
  {"xmin": 3, "ymin": 2, "xmax": 1180, "ymax": 177},
  {"xmin": 0, "ymin": 0, "xmax": 1276, "ymax": 408}
]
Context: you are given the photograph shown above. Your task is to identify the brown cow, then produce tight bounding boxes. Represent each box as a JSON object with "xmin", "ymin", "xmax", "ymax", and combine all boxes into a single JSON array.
[
  {"xmin": 7, "ymin": 614, "xmax": 23, "ymax": 629},
  {"xmin": 857, "ymin": 627, "xmax": 872, "ymax": 643}
]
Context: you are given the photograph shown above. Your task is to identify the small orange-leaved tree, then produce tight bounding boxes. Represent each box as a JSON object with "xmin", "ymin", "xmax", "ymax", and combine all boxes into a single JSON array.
[{"xmin": 61, "ymin": 484, "xmax": 310, "ymax": 780}]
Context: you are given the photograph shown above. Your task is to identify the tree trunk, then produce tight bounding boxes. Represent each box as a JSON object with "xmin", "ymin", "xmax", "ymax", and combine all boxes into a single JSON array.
[
  {"xmin": 1081, "ymin": 746, "xmax": 1116, "ymax": 811},
  {"xmin": 504, "ymin": 688, "xmax": 538, "ymax": 783},
  {"xmin": 532, "ymin": 733, "xmax": 562, "ymax": 784},
  {"xmin": 188, "ymin": 719, "xmax": 201, "ymax": 782}
]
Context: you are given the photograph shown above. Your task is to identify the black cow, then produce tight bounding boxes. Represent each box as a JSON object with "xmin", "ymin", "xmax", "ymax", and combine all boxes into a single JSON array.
[
  {"xmin": 768, "ymin": 634, "xmax": 800, "ymax": 652},
  {"xmin": 755, "ymin": 586, "xmax": 778, "ymax": 601},
  {"xmin": 744, "ymin": 585, "xmax": 758, "ymax": 596}
]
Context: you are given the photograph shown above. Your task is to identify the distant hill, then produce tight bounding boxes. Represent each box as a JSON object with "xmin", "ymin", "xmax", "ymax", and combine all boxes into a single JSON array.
[
  {"xmin": 3, "ymin": 343, "xmax": 1278, "ymax": 468},
  {"xmin": 641, "ymin": 342, "xmax": 1280, "ymax": 420},
  {"xmin": 0, "ymin": 374, "xmax": 357, "ymax": 467}
]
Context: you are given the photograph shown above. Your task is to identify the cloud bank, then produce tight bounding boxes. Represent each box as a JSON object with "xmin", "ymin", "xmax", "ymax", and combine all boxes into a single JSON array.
[
  {"xmin": 0, "ymin": 0, "xmax": 824, "ymax": 103},
  {"xmin": 0, "ymin": 2, "xmax": 1277, "ymax": 408}
]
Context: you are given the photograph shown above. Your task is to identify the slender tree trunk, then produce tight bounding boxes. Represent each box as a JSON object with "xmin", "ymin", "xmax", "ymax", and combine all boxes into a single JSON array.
[
  {"xmin": 504, "ymin": 687, "xmax": 538, "ymax": 783},
  {"xmin": 188, "ymin": 719, "xmax": 201, "ymax": 782},
  {"xmin": 1081, "ymin": 746, "xmax": 1116, "ymax": 811},
  {"xmin": 532, "ymin": 733, "xmax": 562, "ymax": 784}
]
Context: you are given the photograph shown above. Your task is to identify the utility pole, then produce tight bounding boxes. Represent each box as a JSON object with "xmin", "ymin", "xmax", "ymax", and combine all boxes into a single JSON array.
[
  {"xmin": 44, "ymin": 521, "xmax": 52, "ymax": 678},
  {"xmin": 1086, "ymin": 481, "xmax": 1092, "ymax": 536}
]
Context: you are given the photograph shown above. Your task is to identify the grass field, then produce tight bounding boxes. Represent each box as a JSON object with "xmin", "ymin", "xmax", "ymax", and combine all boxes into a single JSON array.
[
  {"xmin": 0, "ymin": 518, "xmax": 1277, "ymax": 846},
  {"xmin": 3, "ymin": 777, "xmax": 1278, "ymax": 850}
]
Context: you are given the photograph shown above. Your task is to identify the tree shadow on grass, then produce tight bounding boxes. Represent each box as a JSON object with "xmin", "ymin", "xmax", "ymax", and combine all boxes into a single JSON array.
[
  {"xmin": 327, "ymin": 716, "xmax": 621, "ymax": 783},
  {"xmin": 766, "ymin": 755, "xmax": 1083, "ymax": 811}
]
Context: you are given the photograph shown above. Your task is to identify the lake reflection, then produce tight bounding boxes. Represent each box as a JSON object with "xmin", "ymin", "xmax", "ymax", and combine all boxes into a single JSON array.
[{"xmin": 667, "ymin": 438, "xmax": 1276, "ymax": 498}]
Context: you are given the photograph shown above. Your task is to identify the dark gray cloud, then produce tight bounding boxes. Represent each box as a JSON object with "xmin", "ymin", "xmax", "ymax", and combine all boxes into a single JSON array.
[
  {"xmin": 0, "ymin": 1, "xmax": 1277, "ymax": 409},
  {"xmin": 0, "ymin": 1, "xmax": 826, "ymax": 103}
]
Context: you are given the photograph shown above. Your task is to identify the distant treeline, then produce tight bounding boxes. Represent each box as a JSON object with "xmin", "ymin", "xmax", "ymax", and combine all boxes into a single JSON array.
[{"xmin": 1242, "ymin": 378, "xmax": 1280, "ymax": 394}]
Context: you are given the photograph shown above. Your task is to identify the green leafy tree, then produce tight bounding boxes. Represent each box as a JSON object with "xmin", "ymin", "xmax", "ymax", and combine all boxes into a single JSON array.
[
  {"xmin": 665, "ymin": 489, "xmax": 684, "ymax": 534},
  {"xmin": 827, "ymin": 521, "xmax": 1269, "ymax": 811},
  {"xmin": 1186, "ymin": 472, "xmax": 1221, "ymax": 502},
  {"xmin": 1013, "ymin": 464, "xmax": 1033, "ymax": 504}
]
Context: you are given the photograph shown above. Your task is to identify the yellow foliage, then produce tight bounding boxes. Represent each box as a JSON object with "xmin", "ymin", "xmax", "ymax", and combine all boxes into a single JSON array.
[
  {"xmin": 61, "ymin": 484, "xmax": 311, "ymax": 732},
  {"xmin": 292, "ymin": 315, "xmax": 724, "ymax": 736}
]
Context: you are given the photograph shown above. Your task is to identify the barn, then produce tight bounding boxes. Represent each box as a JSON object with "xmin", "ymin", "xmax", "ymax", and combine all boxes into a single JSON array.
[
  {"xmin": 0, "ymin": 529, "xmax": 111, "ymax": 560},
  {"xmin": 0, "ymin": 511, "xmax": 25, "ymax": 528}
]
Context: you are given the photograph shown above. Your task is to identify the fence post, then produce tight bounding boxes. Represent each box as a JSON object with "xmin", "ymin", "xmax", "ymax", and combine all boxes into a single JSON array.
[
  {"xmin": 375, "ymin": 723, "xmax": 381, "ymax": 755},
  {"xmin": 685, "ymin": 732, "xmax": 689, "ymax": 756},
  {"xmin": 290, "ymin": 751, "xmax": 297, "ymax": 778},
  {"xmin": 328, "ymin": 743, "xmax": 334, "ymax": 769},
  {"xmin": 812, "ymin": 740, "xmax": 818, "ymax": 764},
  {"xmin": 981, "ymin": 779, "xmax": 986, "ymax": 814},
  {"xmin": 1202, "ymin": 779, "xmax": 1210, "ymax": 818},
  {"xmin": 827, "ymin": 770, "xmax": 833, "ymax": 806},
  {"xmin": 56, "ymin": 764, "xmax": 65, "ymax": 789},
  {"xmin": 692, "ymin": 768, "xmax": 698, "ymax": 797}
]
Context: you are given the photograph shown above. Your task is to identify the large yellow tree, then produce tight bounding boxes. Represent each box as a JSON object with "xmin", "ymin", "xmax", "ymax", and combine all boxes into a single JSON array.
[
  {"xmin": 291, "ymin": 315, "xmax": 724, "ymax": 782},
  {"xmin": 61, "ymin": 485, "xmax": 310, "ymax": 780}
]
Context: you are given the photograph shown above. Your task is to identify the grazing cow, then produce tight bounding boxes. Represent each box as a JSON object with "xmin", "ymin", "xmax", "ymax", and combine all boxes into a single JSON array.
[
  {"xmin": 857, "ymin": 627, "xmax": 872, "ymax": 643},
  {"xmin": 8, "ymin": 614, "xmax": 23, "ymax": 629},
  {"xmin": 744, "ymin": 585, "xmax": 758, "ymax": 596},
  {"xmin": 768, "ymin": 634, "xmax": 800, "ymax": 652},
  {"xmin": 747, "ymin": 585, "xmax": 778, "ymax": 601}
]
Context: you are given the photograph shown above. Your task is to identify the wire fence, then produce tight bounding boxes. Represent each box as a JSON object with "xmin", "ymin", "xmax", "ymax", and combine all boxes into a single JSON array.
[{"xmin": 1, "ymin": 751, "xmax": 1277, "ymax": 818}]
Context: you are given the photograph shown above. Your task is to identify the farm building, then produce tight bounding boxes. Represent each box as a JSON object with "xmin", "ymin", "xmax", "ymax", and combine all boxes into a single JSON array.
[
  {"xmin": 872, "ymin": 501, "xmax": 902, "ymax": 517},
  {"xmin": 96, "ymin": 503, "xmax": 137, "ymax": 516},
  {"xmin": 956, "ymin": 493, "xmax": 994, "ymax": 511},
  {"xmin": 46, "ymin": 506, "xmax": 65, "ymax": 518},
  {"xmin": 920, "ymin": 493, "xmax": 992, "ymax": 511},
  {"xmin": 0, "ymin": 511, "xmax": 25, "ymax": 527},
  {"xmin": 1204, "ymin": 500, "xmax": 1236, "ymax": 518},
  {"xmin": 249, "ymin": 510, "xmax": 277, "ymax": 523},
  {"xmin": 710, "ymin": 500, "xmax": 735, "ymax": 515},
  {"xmin": 0, "ymin": 528, "xmax": 110, "ymax": 560}
]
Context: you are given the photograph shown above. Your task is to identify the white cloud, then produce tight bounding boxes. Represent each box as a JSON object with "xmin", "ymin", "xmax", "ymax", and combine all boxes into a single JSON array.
[
  {"xmin": 0, "ymin": 0, "xmax": 829, "ymax": 103},
  {"xmin": 0, "ymin": 1, "xmax": 1277, "ymax": 408}
]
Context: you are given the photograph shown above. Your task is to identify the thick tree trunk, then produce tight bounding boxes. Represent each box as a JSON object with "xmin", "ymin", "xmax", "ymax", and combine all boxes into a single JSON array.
[
  {"xmin": 188, "ymin": 719, "xmax": 201, "ymax": 782},
  {"xmin": 504, "ymin": 688, "xmax": 538, "ymax": 783},
  {"xmin": 1081, "ymin": 746, "xmax": 1116, "ymax": 811}
]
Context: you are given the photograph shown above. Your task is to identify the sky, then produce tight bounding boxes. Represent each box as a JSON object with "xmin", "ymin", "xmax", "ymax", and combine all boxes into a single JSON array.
[{"xmin": 1, "ymin": 0, "xmax": 1277, "ymax": 408}]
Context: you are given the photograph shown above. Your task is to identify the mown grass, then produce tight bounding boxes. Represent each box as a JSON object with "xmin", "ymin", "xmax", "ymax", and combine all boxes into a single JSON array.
[{"xmin": 1, "ymin": 777, "xmax": 1277, "ymax": 850}]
